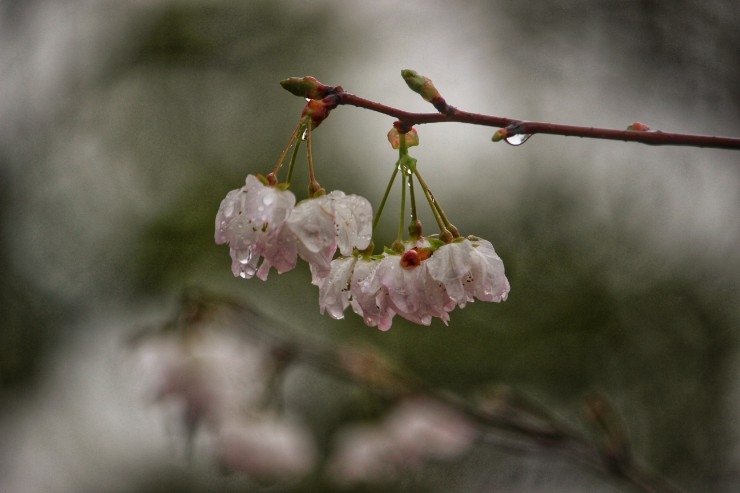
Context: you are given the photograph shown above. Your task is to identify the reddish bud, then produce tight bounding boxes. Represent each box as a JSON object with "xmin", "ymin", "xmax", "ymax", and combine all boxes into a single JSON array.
[
  {"xmin": 400, "ymin": 248, "xmax": 421, "ymax": 269},
  {"xmin": 301, "ymin": 99, "xmax": 332, "ymax": 128},
  {"xmin": 627, "ymin": 122, "xmax": 651, "ymax": 131},
  {"xmin": 400, "ymin": 247, "xmax": 432, "ymax": 269}
]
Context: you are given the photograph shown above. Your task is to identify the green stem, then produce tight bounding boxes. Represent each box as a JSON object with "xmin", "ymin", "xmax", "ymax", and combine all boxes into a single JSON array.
[
  {"xmin": 398, "ymin": 170, "xmax": 407, "ymax": 242},
  {"xmin": 305, "ymin": 123, "xmax": 323, "ymax": 196},
  {"xmin": 285, "ymin": 135, "xmax": 302, "ymax": 185},
  {"xmin": 412, "ymin": 166, "xmax": 456, "ymax": 239},
  {"xmin": 272, "ymin": 120, "xmax": 304, "ymax": 176},
  {"xmin": 373, "ymin": 164, "xmax": 399, "ymax": 234}
]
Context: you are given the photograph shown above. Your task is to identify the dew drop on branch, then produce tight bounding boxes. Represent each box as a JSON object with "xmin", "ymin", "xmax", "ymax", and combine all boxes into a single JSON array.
[{"xmin": 504, "ymin": 133, "xmax": 532, "ymax": 146}]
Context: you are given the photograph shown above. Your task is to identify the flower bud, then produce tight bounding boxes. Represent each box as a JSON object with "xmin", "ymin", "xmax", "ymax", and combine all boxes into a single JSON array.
[
  {"xmin": 280, "ymin": 76, "xmax": 336, "ymax": 99},
  {"xmin": 491, "ymin": 128, "xmax": 508, "ymax": 142},
  {"xmin": 627, "ymin": 121, "xmax": 651, "ymax": 131},
  {"xmin": 401, "ymin": 69, "xmax": 440, "ymax": 102},
  {"xmin": 302, "ymin": 99, "xmax": 331, "ymax": 128}
]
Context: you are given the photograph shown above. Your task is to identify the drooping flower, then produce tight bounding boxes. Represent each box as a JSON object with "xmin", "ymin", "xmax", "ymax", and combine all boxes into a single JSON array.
[
  {"xmin": 425, "ymin": 236, "xmax": 510, "ymax": 306},
  {"xmin": 284, "ymin": 191, "xmax": 373, "ymax": 283},
  {"xmin": 375, "ymin": 244, "xmax": 455, "ymax": 326},
  {"xmin": 317, "ymin": 236, "xmax": 509, "ymax": 330},
  {"xmin": 215, "ymin": 174, "xmax": 296, "ymax": 279},
  {"xmin": 317, "ymin": 254, "xmax": 396, "ymax": 331},
  {"xmin": 215, "ymin": 175, "xmax": 373, "ymax": 282}
]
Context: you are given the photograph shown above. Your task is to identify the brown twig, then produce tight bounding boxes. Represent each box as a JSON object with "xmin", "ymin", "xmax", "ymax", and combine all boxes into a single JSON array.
[
  {"xmin": 334, "ymin": 92, "xmax": 740, "ymax": 150},
  {"xmin": 281, "ymin": 75, "xmax": 740, "ymax": 150}
]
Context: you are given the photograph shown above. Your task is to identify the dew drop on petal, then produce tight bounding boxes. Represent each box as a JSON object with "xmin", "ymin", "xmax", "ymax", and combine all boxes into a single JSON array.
[
  {"xmin": 262, "ymin": 195, "xmax": 274, "ymax": 205},
  {"xmin": 237, "ymin": 249, "xmax": 252, "ymax": 265},
  {"xmin": 504, "ymin": 133, "xmax": 532, "ymax": 146}
]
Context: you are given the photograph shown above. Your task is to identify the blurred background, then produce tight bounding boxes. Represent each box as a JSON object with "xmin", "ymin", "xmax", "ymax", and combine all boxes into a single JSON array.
[{"xmin": 1, "ymin": 0, "xmax": 738, "ymax": 492}]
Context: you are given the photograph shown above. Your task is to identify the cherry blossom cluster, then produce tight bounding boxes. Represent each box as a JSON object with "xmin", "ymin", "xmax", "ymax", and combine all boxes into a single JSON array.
[
  {"xmin": 215, "ymin": 173, "xmax": 372, "ymax": 283},
  {"xmin": 317, "ymin": 237, "xmax": 509, "ymax": 330},
  {"xmin": 216, "ymin": 174, "xmax": 509, "ymax": 329},
  {"xmin": 215, "ymin": 74, "xmax": 511, "ymax": 329}
]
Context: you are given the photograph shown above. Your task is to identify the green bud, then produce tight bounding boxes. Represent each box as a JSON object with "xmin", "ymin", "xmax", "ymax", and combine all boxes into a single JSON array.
[
  {"xmin": 491, "ymin": 128, "xmax": 508, "ymax": 142},
  {"xmin": 280, "ymin": 76, "xmax": 334, "ymax": 99},
  {"xmin": 401, "ymin": 69, "xmax": 440, "ymax": 102}
]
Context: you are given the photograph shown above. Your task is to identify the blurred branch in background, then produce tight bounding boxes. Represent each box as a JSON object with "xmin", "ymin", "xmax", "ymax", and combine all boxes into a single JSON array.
[{"xmin": 127, "ymin": 289, "xmax": 687, "ymax": 493}]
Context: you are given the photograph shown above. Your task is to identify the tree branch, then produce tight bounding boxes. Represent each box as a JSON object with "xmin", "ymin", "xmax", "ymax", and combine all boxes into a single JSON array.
[
  {"xmin": 335, "ymin": 92, "xmax": 740, "ymax": 150},
  {"xmin": 281, "ymin": 75, "xmax": 740, "ymax": 150}
]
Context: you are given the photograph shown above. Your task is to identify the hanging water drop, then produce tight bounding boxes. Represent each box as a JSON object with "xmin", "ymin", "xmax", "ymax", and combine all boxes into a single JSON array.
[
  {"xmin": 301, "ymin": 129, "xmax": 308, "ymax": 141},
  {"xmin": 504, "ymin": 133, "xmax": 532, "ymax": 146},
  {"xmin": 237, "ymin": 248, "xmax": 253, "ymax": 265}
]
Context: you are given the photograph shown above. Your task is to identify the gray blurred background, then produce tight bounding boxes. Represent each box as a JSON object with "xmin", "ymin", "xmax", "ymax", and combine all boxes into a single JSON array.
[{"xmin": 1, "ymin": 0, "xmax": 738, "ymax": 492}]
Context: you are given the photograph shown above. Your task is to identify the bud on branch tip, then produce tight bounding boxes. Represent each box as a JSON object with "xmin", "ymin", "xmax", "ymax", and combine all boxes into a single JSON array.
[
  {"xmin": 401, "ymin": 69, "xmax": 441, "ymax": 103},
  {"xmin": 280, "ymin": 76, "xmax": 337, "ymax": 100}
]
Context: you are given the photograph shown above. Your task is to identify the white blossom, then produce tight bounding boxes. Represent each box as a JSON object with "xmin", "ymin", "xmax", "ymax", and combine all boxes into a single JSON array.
[
  {"xmin": 285, "ymin": 191, "xmax": 373, "ymax": 283},
  {"xmin": 214, "ymin": 174, "xmax": 296, "ymax": 279},
  {"xmin": 426, "ymin": 236, "xmax": 510, "ymax": 306},
  {"xmin": 317, "ymin": 236, "xmax": 508, "ymax": 330},
  {"xmin": 215, "ymin": 176, "xmax": 373, "ymax": 282}
]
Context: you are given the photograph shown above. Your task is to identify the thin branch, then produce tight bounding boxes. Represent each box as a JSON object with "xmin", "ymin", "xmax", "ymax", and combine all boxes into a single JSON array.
[{"xmin": 333, "ymin": 92, "xmax": 740, "ymax": 150}]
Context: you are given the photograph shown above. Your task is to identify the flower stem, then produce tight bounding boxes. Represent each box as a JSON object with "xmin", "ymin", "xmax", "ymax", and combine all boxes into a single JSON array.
[
  {"xmin": 373, "ymin": 164, "xmax": 400, "ymax": 235},
  {"xmin": 305, "ymin": 122, "xmax": 323, "ymax": 196},
  {"xmin": 272, "ymin": 120, "xmax": 304, "ymax": 177},
  {"xmin": 398, "ymin": 169, "xmax": 407, "ymax": 242},
  {"xmin": 412, "ymin": 166, "xmax": 458, "ymax": 241},
  {"xmin": 285, "ymin": 134, "xmax": 302, "ymax": 185}
]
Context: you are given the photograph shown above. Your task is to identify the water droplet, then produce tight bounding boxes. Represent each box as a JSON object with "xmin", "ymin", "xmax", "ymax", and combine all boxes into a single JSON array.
[
  {"xmin": 301, "ymin": 129, "xmax": 308, "ymax": 141},
  {"xmin": 504, "ymin": 133, "xmax": 532, "ymax": 146},
  {"xmin": 262, "ymin": 195, "xmax": 274, "ymax": 205},
  {"xmin": 237, "ymin": 249, "xmax": 252, "ymax": 265}
]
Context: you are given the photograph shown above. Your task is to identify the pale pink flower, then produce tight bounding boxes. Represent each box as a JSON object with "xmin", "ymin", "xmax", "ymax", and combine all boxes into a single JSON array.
[
  {"xmin": 385, "ymin": 397, "xmax": 478, "ymax": 460},
  {"xmin": 215, "ymin": 174, "xmax": 296, "ymax": 279},
  {"xmin": 348, "ymin": 256, "xmax": 396, "ymax": 330},
  {"xmin": 216, "ymin": 417, "xmax": 316, "ymax": 479},
  {"xmin": 285, "ymin": 191, "xmax": 373, "ymax": 282},
  {"xmin": 216, "ymin": 176, "xmax": 373, "ymax": 282},
  {"xmin": 325, "ymin": 423, "xmax": 405, "ymax": 485},
  {"xmin": 317, "ymin": 255, "xmax": 356, "ymax": 319},
  {"xmin": 375, "ymin": 245, "xmax": 454, "ymax": 326},
  {"xmin": 317, "ymin": 255, "xmax": 396, "ymax": 330},
  {"xmin": 317, "ymin": 236, "xmax": 508, "ymax": 329},
  {"xmin": 426, "ymin": 236, "xmax": 510, "ymax": 306},
  {"xmin": 325, "ymin": 397, "xmax": 477, "ymax": 486}
]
